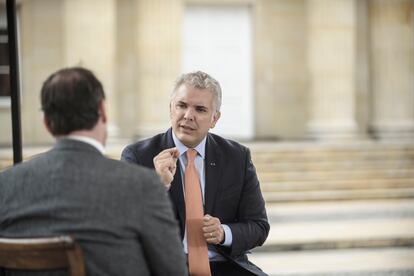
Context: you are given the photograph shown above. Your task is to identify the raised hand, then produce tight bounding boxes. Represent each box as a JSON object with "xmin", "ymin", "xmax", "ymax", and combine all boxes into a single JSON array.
[{"xmin": 153, "ymin": 147, "xmax": 180, "ymax": 189}]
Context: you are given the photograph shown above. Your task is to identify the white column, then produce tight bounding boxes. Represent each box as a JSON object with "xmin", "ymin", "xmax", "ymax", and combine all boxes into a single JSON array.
[
  {"xmin": 369, "ymin": 0, "xmax": 414, "ymax": 139},
  {"xmin": 63, "ymin": 0, "xmax": 118, "ymax": 139},
  {"xmin": 116, "ymin": 0, "xmax": 138, "ymax": 139},
  {"xmin": 19, "ymin": 0, "xmax": 64, "ymax": 144},
  {"xmin": 133, "ymin": 0, "xmax": 182, "ymax": 138},
  {"xmin": 255, "ymin": 0, "xmax": 308, "ymax": 139},
  {"xmin": 306, "ymin": 0, "xmax": 359, "ymax": 139}
]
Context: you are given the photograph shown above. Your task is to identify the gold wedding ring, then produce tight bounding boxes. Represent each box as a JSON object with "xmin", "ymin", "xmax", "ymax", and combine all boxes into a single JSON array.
[{"xmin": 210, "ymin": 233, "xmax": 213, "ymax": 238}]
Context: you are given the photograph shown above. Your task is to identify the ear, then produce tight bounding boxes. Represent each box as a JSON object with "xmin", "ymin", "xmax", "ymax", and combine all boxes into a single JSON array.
[
  {"xmin": 169, "ymin": 101, "xmax": 173, "ymax": 118},
  {"xmin": 99, "ymin": 100, "xmax": 107, "ymax": 124},
  {"xmin": 43, "ymin": 116, "xmax": 53, "ymax": 136},
  {"xmin": 210, "ymin": 111, "xmax": 221, "ymax": 129}
]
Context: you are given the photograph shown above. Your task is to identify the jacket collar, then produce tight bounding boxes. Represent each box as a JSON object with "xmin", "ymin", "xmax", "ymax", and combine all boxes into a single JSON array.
[
  {"xmin": 66, "ymin": 135, "xmax": 105, "ymax": 155},
  {"xmin": 53, "ymin": 138, "xmax": 104, "ymax": 156}
]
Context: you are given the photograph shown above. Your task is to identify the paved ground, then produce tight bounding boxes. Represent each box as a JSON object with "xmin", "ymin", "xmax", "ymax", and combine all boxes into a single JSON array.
[
  {"xmin": 250, "ymin": 248, "xmax": 414, "ymax": 276},
  {"xmin": 249, "ymin": 199, "xmax": 414, "ymax": 276}
]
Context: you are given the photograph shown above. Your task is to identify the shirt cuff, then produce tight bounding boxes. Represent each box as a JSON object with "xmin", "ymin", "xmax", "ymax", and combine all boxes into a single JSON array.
[{"xmin": 221, "ymin": 224, "xmax": 233, "ymax": 247}]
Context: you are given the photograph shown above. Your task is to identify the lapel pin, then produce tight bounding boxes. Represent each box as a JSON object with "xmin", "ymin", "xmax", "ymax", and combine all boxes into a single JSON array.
[{"xmin": 210, "ymin": 162, "xmax": 216, "ymax": 166}]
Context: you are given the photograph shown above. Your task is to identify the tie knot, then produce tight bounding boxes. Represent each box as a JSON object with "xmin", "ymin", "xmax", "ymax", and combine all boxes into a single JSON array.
[{"xmin": 186, "ymin": 149, "xmax": 197, "ymax": 163}]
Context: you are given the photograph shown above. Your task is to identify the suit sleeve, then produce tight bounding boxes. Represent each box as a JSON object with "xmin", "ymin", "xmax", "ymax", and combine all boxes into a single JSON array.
[
  {"xmin": 121, "ymin": 146, "xmax": 139, "ymax": 164},
  {"xmin": 139, "ymin": 173, "xmax": 188, "ymax": 275},
  {"xmin": 226, "ymin": 148, "xmax": 270, "ymax": 256}
]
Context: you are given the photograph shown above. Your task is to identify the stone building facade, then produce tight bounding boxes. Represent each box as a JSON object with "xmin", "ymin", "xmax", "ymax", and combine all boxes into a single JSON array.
[{"xmin": 0, "ymin": 0, "xmax": 413, "ymax": 145}]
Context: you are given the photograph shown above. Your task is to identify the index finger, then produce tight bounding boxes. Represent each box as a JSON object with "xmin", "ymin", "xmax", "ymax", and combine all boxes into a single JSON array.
[
  {"xmin": 203, "ymin": 215, "xmax": 217, "ymax": 226},
  {"xmin": 203, "ymin": 214, "xmax": 212, "ymax": 221},
  {"xmin": 162, "ymin": 147, "xmax": 180, "ymax": 158}
]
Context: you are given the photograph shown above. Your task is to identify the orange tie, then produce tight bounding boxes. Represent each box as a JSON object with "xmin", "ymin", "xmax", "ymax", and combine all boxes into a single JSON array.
[{"xmin": 185, "ymin": 149, "xmax": 211, "ymax": 276}]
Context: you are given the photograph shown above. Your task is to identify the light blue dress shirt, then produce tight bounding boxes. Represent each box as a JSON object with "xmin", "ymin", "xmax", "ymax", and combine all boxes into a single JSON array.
[{"xmin": 172, "ymin": 132, "xmax": 232, "ymax": 261}]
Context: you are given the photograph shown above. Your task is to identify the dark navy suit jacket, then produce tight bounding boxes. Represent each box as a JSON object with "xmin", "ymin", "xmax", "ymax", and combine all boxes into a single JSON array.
[{"xmin": 121, "ymin": 129, "xmax": 270, "ymax": 276}]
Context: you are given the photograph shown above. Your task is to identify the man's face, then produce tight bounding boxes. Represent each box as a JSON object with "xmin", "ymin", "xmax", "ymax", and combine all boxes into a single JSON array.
[{"xmin": 170, "ymin": 84, "xmax": 220, "ymax": 148}]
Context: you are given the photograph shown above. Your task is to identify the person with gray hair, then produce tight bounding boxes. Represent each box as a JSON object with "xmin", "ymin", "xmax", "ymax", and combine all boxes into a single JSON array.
[
  {"xmin": 171, "ymin": 70, "xmax": 222, "ymax": 112},
  {"xmin": 122, "ymin": 71, "xmax": 269, "ymax": 276}
]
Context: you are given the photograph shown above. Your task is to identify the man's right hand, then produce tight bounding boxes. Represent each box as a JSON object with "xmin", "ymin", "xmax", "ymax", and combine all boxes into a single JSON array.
[{"xmin": 153, "ymin": 147, "xmax": 180, "ymax": 189}]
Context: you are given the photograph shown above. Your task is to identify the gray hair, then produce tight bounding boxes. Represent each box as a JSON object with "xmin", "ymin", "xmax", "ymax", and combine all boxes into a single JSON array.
[{"xmin": 171, "ymin": 71, "xmax": 222, "ymax": 112}]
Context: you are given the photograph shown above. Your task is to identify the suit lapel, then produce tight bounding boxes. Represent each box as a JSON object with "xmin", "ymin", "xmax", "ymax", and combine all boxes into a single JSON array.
[
  {"xmin": 204, "ymin": 134, "xmax": 223, "ymax": 215},
  {"xmin": 163, "ymin": 129, "xmax": 186, "ymax": 236},
  {"xmin": 170, "ymin": 165, "xmax": 185, "ymax": 234}
]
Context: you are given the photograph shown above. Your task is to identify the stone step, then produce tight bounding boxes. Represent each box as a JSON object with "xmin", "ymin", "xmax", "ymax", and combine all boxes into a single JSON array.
[
  {"xmin": 251, "ymin": 148, "xmax": 414, "ymax": 163},
  {"xmin": 260, "ymin": 200, "xmax": 414, "ymax": 251},
  {"xmin": 258, "ymin": 169, "xmax": 414, "ymax": 182},
  {"xmin": 253, "ymin": 155, "xmax": 414, "ymax": 165},
  {"xmin": 265, "ymin": 199, "xmax": 414, "ymax": 221},
  {"xmin": 263, "ymin": 187, "xmax": 414, "ymax": 202},
  {"xmin": 249, "ymin": 199, "xmax": 414, "ymax": 276},
  {"xmin": 255, "ymin": 159, "xmax": 414, "ymax": 172},
  {"xmin": 247, "ymin": 140, "xmax": 414, "ymax": 152},
  {"xmin": 264, "ymin": 217, "xmax": 414, "ymax": 250},
  {"xmin": 260, "ymin": 235, "xmax": 414, "ymax": 252},
  {"xmin": 252, "ymin": 149, "xmax": 414, "ymax": 158},
  {"xmin": 260, "ymin": 178, "xmax": 414, "ymax": 192},
  {"xmin": 249, "ymin": 248, "xmax": 414, "ymax": 276}
]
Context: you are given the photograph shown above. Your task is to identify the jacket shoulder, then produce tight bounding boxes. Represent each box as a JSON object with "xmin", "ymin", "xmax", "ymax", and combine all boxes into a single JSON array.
[
  {"xmin": 104, "ymin": 157, "xmax": 159, "ymax": 181},
  {"xmin": 121, "ymin": 132, "xmax": 167, "ymax": 166},
  {"xmin": 127, "ymin": 133, "xmax": 165, "ymax": 153},
  {"xmin": 208, "ymin": 133, "xmax": 249, "ymax": 155},
  {"xmin": 0, "ymin": 152, "xmax": 48, "ymax": 178}
]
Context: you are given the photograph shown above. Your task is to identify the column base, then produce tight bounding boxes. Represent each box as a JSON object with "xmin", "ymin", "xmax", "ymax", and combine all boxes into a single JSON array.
[
  {"xmin": 369, "ymin": 121, "xmax": 414, "ymax": 140},
  {"xmin": 307, "ymin": 119, "xmax": 361, "ymax": 140}
]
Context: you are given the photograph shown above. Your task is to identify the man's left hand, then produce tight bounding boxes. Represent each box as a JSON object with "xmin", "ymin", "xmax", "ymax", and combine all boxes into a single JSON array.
[{"xmin": 202, "ymin": 214, "xmax": 224, "ymax": 245}]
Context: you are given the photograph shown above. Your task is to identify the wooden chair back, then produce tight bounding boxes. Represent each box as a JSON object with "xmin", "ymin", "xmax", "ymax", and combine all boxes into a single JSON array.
[{"xmin": 0, "ymin": 236, "xmax": 85, "ymax": 276}]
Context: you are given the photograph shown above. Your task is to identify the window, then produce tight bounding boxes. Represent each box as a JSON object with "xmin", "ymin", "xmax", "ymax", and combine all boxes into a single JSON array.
[{"xmin": 0, "ymin": 3, "xmax": 10, "ymax": 98}]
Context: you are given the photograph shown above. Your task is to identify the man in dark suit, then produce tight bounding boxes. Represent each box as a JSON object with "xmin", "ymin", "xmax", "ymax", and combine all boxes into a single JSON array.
[
  {"xmin": 0, "ymin": 67, "xmax": 187, "ymax": 276},
  {"xmin": 122, "ymin": 71, "xmax": 270, "ymax": 276}
]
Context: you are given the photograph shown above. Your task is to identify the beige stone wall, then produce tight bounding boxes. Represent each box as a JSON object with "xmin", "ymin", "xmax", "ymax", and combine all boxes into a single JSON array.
[
  {"xmin": 116, "ymin": 0, "xmax": 138, "ymax": 139},
  {"xmin": 307, "ymin": 0, "xmax": 359, "ymax": 139},
  {"xmin": 63, "ymin": 0, "xmax": 117, "ymax": 138},
  {"xmin": 255, "ymin": 0, "xmax": 308, "ymax": 139},
  {"xmin": 132, "ymin": 0, "xmax": 182, "ymax": 138},
  {"xmin": 355, "ymin": 0, "xmax": 371, "ymax": 136},
  {"xmin": 19, "ymin": 0, "xmax": 64, "ymax": 145},
  {"xmin": 369, "ymin": 0, "xmax": 414, "ymax": 138},
  {"xmin": 1, "ymin": 0, "xmax": 118, "ymax": 145},
  {"xmin": 0, "ymin": 109, "xmax": 12, "ymax": 144},
  {"xmin": 0, "ymin": 0, "xmax": 413, "ymax": 145}
]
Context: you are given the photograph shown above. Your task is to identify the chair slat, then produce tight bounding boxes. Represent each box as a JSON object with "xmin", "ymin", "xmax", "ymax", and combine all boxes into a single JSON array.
[{"xmin": 0, "ymin": 236, "xmax": 85, "ymax": 276}]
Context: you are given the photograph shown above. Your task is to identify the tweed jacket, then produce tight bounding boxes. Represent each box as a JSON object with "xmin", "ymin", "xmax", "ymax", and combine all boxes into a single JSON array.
[{"xmin": 0, "ymin": 138, "xmax": 187, "ymax": 276}]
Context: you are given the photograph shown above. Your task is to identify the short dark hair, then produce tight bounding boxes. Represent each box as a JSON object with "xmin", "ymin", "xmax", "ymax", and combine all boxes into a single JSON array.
[{"xmin": 41, "ymin": 67, "xmax": 105, "ymax": 136}]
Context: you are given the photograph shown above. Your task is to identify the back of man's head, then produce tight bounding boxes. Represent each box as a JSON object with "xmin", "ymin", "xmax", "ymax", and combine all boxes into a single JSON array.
[{"xmin": 41, "ymin": 67, "xmax": 105, "ymax": 136}]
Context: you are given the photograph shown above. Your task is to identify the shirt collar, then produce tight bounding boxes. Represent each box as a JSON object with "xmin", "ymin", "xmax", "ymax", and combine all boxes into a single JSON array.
[
  {"xmin": 66, "ymin": 135, "xmax": 106, "ymax": 155},
  {"xmin": 172, "ymin": 130, "xmax": 206, "ymax": 159}
]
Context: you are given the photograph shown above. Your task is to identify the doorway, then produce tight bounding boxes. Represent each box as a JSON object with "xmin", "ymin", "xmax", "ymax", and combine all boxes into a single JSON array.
[{"xmin": 182, "ymin": 5, "xmax": 253, "ymax": 140}]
